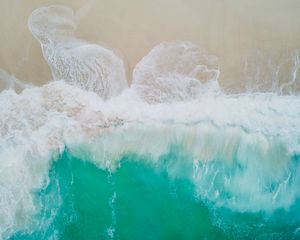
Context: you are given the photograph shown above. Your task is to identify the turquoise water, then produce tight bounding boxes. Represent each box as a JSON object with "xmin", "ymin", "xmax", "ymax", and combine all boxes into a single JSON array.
[{"xmin": 10, "ymin": 148, "xmax": 300, "ymax": 240}]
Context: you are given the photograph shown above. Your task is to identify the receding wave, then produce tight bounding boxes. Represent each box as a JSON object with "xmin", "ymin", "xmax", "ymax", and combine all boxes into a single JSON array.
[{"xmin": 28, "ymin": 5, "xmax": 128, "ymax": 100}]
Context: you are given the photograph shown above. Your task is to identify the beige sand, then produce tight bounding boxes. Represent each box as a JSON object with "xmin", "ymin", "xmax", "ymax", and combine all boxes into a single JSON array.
[{"xmin": 0, "ymin": 0, "xmax": 300, "ymax": 91}]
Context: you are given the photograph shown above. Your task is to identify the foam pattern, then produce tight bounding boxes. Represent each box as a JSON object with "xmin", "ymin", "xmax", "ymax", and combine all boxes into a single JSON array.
[
  {"xmin": 28, "ymin": 5, "xmax": 128, "ymax": 100},
  {"xmin": 0, "ymin": 4, "xmax": 299, "ymax": 238}
]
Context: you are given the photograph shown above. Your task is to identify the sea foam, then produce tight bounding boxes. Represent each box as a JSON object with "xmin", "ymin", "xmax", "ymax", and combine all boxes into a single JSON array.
[
  {"xmin": 28, "ymin": 5, "xmax": 128, "ymax": 100},
  {"xmin": 0, "ymin": 4, "xmax": 300, "ymax": 239}
]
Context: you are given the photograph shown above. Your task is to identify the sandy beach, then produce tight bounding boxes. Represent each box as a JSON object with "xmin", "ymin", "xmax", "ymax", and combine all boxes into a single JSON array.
[{"xmin": 1, "ymin": 0, "xmax": 300, "ymax": 92}]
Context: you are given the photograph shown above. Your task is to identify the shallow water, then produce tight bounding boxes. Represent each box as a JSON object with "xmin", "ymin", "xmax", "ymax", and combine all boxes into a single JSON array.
[
  {"xmin": 1, "ymin": 1, "xmax": 300, "ymax": 239},
  {"xmin": 10, "ymin": 149, "xmax": 300, "ymax": 240}
]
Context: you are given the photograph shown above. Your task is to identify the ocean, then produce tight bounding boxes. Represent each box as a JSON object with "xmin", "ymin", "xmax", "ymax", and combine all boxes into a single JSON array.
[{"xmin": 1, "ymin": 1, "xmax": 300, "ymax": 239}]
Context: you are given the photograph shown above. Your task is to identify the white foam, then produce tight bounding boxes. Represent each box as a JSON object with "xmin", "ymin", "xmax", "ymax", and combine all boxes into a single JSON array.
[
  {"xmin": 0, "ymin": 69, "xmax": 32, "ymax": 92},
  {"xmin": 243, "ymin": 49, "xmax": 300, "ymax": 93},
  {"xmin": 1, "ymin": 80, "xmax": 300, "ymax": 238},
  {"xmin": 132, "ymin": 41, "xmax": 220, "ymax": 103},
  {"xmin": 0, "ymin": 5, "xmax": 300, "ymax": 237},
  {"xmin": 0, "ymin": 82, "xmax": 120, "ymax": 238},
  {"xmin": 28, "ymin": 5, "xmax": 128, "ymax": 100}
]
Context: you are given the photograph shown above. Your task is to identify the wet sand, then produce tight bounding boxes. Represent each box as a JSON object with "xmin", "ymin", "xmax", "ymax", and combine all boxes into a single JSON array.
[{"xmin": 0, "ymin": 0, "xmax": 300, "ymax": 91}]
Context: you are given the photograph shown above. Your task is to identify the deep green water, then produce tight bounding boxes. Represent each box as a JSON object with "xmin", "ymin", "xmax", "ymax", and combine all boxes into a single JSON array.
[{"xmin": 10, "ymin": 149, "xmax": 300, "ymax": 240}]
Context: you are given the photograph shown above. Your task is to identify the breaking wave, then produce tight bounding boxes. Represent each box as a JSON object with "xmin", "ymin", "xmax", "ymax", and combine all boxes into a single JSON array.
[{"xmin": 0, "ymin": 4, "xmax": 300, "ymax": 239}]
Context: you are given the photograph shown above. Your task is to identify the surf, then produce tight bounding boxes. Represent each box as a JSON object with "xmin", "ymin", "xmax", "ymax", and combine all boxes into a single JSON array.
[{"xmin": 0, "ymin": 4, "xmax": 300, "ymax": 240}]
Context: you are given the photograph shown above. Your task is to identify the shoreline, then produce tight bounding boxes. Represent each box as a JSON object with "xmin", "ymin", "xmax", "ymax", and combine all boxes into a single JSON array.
[{"xmin": 1, "ymin": 0, "xmax": 300, "ymax": 92}]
